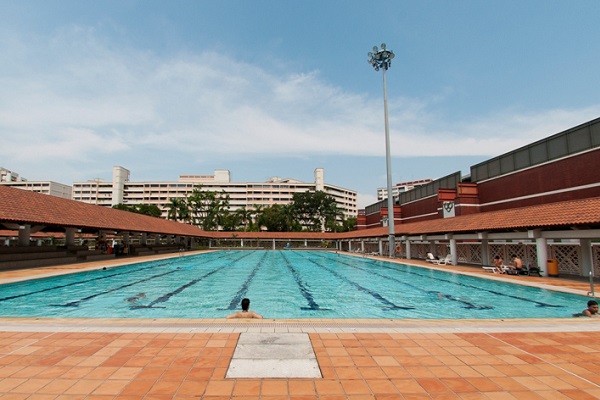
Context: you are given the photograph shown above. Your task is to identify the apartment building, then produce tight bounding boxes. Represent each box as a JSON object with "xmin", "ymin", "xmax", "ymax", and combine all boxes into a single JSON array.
[
  {"xmin": 72, "ymin": 166, "xmax": 358, "ymax": 221},
  {"xmin": 0, "ymin": 167, "xmax": 72, "ymax": 199},
  {"xmin": 0, "ymin": 167, "xmax": 23, "ymax": 183},
  {"xmin": 377, "ymin": 179, "xmax": 433, "ymax": 201}
]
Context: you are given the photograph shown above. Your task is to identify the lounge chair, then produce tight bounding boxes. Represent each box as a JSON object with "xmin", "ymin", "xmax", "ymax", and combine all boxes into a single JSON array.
[
  {"xmin": 425, "ymin": 252, "xmax": 437, "ymax": 263},
  {"xmin": 520, "ymin": 264, "xmax": 542, "ymax": 276},
  {"xmin": 433, "ymin": 254, "xmax": 452, "ymax": 265}
]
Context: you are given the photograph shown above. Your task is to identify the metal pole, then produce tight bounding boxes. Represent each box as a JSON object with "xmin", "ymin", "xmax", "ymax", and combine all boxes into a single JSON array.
[
  {"xmin": 382, "ymin": 66, "xmax": 395, "ymax": 257},
  {"xmin": 368, "ymin": 43, "xmax": 396, "ymax": 258}
]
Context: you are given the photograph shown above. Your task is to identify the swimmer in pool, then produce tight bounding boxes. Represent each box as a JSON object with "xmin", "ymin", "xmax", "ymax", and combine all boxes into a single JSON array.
[
  {"xmin": 125, "ymin": 293, "xmax": 146, "ymax": 303},
  {"xmin": 227, "ymin": 298, "xmax": 262, "ymax": 319}
]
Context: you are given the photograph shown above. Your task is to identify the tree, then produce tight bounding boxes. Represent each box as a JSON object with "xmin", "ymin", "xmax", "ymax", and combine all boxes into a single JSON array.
[
  {"xmin": 112, "ymin": 203, "xmax": 162, "ymax": 218},
  {"xmin": 220, "ymin": 210, "xmax": 241, "ymax": 231},
  {"xmin": 166, "ymin": 198, "xmax": 190, "ymax": 222},
  {"xmin": 250, "ymin": 204, "xmax": 265, "ymax": 232},
  {"xmin": 235, "ymin": 207, "xmax": 252, "ymax": 231},
  {"xmin": 292, "ymin": 190, "xmax": 339, "ymax": 232},
  {"xmin": 186, "ymin": 185, "xmax": 230, "ymax": 230}
]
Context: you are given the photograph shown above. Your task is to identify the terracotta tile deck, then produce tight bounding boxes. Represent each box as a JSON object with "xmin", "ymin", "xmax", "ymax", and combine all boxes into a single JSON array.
[{"xmin": 1, "ymin": 253, "xmax": 599, "ymax": 399}]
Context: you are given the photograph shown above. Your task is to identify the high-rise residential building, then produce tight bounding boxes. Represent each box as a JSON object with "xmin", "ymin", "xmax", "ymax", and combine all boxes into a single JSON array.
[
  {"xmin": 377, "ymin": 179, "xmax": 433, "ymax": 201},
  {"xmin": 0, "ymin": 167, "xmax": 23, "ymax": 182},
  {"xmin": 0, "ymin": 167, "xmax": 72, "ymax": 199},
  {"xmin": 72, "ymin": 166, "xmax": 358, "ymax": 222}
]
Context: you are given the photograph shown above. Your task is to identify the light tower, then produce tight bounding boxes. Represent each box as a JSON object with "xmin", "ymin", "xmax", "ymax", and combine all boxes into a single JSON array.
[{"xmin": 368, "ymin": 43, "xmax": 396, "ymax": 257}]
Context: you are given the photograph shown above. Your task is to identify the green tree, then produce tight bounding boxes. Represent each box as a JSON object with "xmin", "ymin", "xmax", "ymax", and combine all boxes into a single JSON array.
[
  {"xmin": 250, "ymin": 204, "xmax": 265, "ymax": 232},
  {"xmin": 186, "ymin": 186, "xmax": 230, "ymax": 230},
  {"xmin": 235, "ymin": 207, "xmax": 252, "ymax": 231},
  {"xmin": 341, "ymin": 217, "xmax": 357, "ymax": 232},
  {"xmin": 220, "ymin": 210, "xmax": 241, "ymax": 231},
  {"xmin": 166, "ymin": 198, "xmax": 190, "ymax": 222},
  {"xmin": 112, "ymin": 203, "xmax": 162, "ymax": 218},
  {"xmin": 292, "ymin": 190, "xmax": 339, "ymax": 232}
]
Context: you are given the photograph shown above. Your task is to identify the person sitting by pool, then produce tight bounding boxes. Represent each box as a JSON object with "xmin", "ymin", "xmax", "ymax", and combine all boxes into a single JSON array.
[
  {"xmin": 508, "ymin": 255, "xmax": 523, "ymax": 272},
  {"xmin": 492, "ymin": 255, "xmax": 504, "ymax": 274},
  {"xmin": 226, "ymin": 298, "xmax": 262, "ymax": 319}
]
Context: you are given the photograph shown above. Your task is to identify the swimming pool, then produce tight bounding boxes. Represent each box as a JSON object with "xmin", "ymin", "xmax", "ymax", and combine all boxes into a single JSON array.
[{"xmin": 0, "ymin": 250, "xmax": 588, "ymax": 319}]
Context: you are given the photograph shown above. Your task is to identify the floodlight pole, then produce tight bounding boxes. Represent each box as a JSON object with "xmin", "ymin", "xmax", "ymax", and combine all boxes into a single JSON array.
[{"xmin": 369, "ymin": 43, "xmax": 396, "ymax": 258}]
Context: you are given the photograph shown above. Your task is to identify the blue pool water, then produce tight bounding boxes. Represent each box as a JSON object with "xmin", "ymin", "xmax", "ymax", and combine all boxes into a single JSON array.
[{"xmin": 0, "ymin": 250, "xmax": 588, "ymax": 319}]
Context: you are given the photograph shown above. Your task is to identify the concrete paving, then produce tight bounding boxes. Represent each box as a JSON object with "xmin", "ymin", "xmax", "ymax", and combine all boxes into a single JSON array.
[{"xmin": 226, "ymin": 332, "xmax": 322, "ymax": 378}]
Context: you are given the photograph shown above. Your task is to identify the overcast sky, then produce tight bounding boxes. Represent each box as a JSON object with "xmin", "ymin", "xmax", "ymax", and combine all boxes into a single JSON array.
[{"xmin": 1, "ymin": 1, "xmax": 599, "ymax": 208}]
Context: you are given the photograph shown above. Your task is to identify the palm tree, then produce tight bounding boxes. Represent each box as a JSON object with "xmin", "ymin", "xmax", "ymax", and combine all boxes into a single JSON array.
[
  {"xmin": 251, "ymin": 204, "xmax": 265, "ymax": 232},
  {"xmin": 235, "ymin": 207, "xmax": 252, "ymax": 231}
]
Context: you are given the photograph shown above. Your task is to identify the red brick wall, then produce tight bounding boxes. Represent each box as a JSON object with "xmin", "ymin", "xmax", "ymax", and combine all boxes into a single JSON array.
[{"xmin": 477, "ymin": 149, "xmax": 600, "ymax": 212}]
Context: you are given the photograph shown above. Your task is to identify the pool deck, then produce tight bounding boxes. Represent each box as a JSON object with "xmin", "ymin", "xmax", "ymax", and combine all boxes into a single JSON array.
[{"xmin": 1, "ymin": 251, "xmax": 600, "ymax": 399}]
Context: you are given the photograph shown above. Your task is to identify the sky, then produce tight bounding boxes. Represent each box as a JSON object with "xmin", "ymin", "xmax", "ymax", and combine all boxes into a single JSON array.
[{"xmin": 1, "ymin": 1, "xmax": 599, "ymax": 208}]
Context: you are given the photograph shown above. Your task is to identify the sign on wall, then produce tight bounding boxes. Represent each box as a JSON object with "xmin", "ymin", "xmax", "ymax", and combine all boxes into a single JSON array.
[{"xmin": 443, "ymin": 201, "xmax": 455, "ymax": 218}]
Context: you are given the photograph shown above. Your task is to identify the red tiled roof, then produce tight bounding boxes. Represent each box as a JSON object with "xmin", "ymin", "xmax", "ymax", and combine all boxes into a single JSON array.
[{"xmin": 0, "ymin": 185, "xmax": 204, "ymax": 237}]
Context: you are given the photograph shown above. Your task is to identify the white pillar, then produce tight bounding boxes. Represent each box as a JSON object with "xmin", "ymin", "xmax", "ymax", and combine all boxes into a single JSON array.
[
  {"xmin": 405, "ymin": 239, "xmax": 411, "ymax": 259},
  {"xmin": 479, "ymin": 232, "xmax": 489, "ymax": 265},
  {"xmin": 272, "ymin": 239, "xmax": 276, "ymax": 250},
  {"xmin": 241, "ymin": 239, "xmax": 244, "ymax": 248},
  {"xmin": 379, "ymin": 239, "xmax": 383, "ymax": 255},
  {"xmin": 536, "ymin": 237, "xmax": 549, "ymax": 276},
  {"xmin": 449, "ymin": 238, "xmax": 458, "ymax": 265},
  {"xmin": 581, "ymin": 239, "xmax": 593, "ymax": 278},
  {"xmin": 361, "ymin": 240, "xmax": 365, "ymax": 253}
]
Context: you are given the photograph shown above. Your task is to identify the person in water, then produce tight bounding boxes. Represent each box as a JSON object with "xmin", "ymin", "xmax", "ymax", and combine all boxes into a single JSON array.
[
  {"xmin": 227, "ymin": 298, "xmax": 262, "ymax": 319},
  {"xmin": 125, "ymin": 293, "xmax": 146, "ymax": 303},
  {"xmin": 573, "ymin": 300, "xmax": 599, "ymax": 317}
]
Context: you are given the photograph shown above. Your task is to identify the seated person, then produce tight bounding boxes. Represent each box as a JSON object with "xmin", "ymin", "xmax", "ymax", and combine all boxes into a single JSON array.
[
  {"xmin": 509, "ymin": 255, "xmax": 523, "ymax": 271},
  {"xmin": 492, "ymin": 255, "xmax": 504, "ymax": 274},
  {"xmin": 227, "ymin": 298, "xmax": 262, "ymax": 319}
]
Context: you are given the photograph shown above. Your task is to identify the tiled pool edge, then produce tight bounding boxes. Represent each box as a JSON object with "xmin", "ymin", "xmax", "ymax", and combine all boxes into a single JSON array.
[{"xmin": 1, "ymin": 317, "xmax": 599, "ymax": 333}]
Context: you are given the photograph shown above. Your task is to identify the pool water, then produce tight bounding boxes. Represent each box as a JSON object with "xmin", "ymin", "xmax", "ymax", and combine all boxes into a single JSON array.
[{"xmin": 0, "ymin": 250, "xmax": 588, "ymax": 319}]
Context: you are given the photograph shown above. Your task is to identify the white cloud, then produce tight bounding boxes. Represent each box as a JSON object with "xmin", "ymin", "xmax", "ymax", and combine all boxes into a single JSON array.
[{"xmin": 1, "ymin": 25, "xmax": 599, "ymax": 183}]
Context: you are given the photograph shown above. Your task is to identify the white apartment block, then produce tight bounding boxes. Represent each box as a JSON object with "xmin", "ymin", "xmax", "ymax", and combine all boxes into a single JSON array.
[
  {"xmin": 0, "ymin": 167, "xmax": 23, "ymax": 183},
  {"xmin": 0, "ymin": 167, "xmax": 72, "ymax": 199},
  {"xmin": 377, "ymin": 178, "xmax": 433, "ymax": 201},
  {"xmin": 72, "ymin": 166, "xmax": 358, "ymax": 221}
]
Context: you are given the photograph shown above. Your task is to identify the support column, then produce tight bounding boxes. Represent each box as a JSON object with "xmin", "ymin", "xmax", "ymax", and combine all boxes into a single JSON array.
[
  {"xmin": 140, "ymin": 233, "xmax": 147, "ymax": 245},
  {"xmin": 272, "ymin": 239, "xmax": 276, "ymax": 250},
  {"xmin": 405, "ymin": 239, "xmax": 411, "ymax": 259},
  {"xmin": 304, "ymin": 239, "xmax": 308, "ymax": 247},
  {"xmin": 241, "ymin": 239, "xmax": 244, "ymax": 248},
  {"xmin": 18, "ymin": 224, "xmax": 31, "ymax": 246},
  {"xmin": 479, "ymin": 233, "xmax": 489, "ymax": 266},
  {"xmin": 379, "ymin": 239, "xmax": 383, "ymax": 256},
  {"xmin": 536, "ymin": 237, "xmax": 549, "ymax": 276},
  {"xmin": 581, "ymin": 239, "xmax": 593, "ymax": 278},
  {"xmin": 65, "ymin": 227, "xmax": 76, "ymax": 246},
  {"xmin": 449, "ymin": 237, "xmax": 457, "ymax": 265},
  {"xmin": 360, "ymin": 240, "xmax": 365, "ymax": 253}
]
